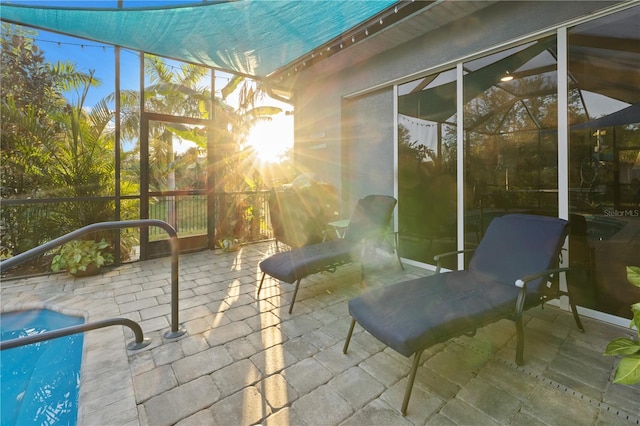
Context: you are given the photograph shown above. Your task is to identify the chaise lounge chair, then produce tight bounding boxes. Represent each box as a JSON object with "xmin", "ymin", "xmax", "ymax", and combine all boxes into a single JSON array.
[
  {"xmin": 258, "ymin": 194, "xmax": 403, "ymax": 313},
  {"xmin": 343, "ymin": 213, "xmax": 584, "ymax": 415}
]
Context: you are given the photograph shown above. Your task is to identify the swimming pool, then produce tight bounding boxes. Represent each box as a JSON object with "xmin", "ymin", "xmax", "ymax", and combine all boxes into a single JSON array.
[{"xmin": 1, "ymin": 309, "xmax": 84, "ymax": 425}]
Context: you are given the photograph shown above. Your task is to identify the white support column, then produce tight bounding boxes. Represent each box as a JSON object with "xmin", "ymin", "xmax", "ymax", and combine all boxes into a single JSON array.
[
  {"xmin": 557, "ymin": 27, "xmax": 570, "ymax": 309},
  {"xmin": 558, "ymin": 27, "xmax": 569, "ymax": 222},
  {"xmin": 457, "ymin": 62, "xmax": 465, "ymax": 270},
  {"xmin": 393, "ymin": 84, "xmax": 399, "ymax": 234}
]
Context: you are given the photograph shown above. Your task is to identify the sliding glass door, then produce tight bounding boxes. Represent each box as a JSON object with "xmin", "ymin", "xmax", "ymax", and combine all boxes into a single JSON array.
[
  {"xmin": 395, "ymin": 5, "xmax": 639, "ymax": 319},
  {"xmin": 463, "ymin": 36, "xmax": 559, "ymax": 246},
  {"xmin": 567, "ymin": 8, "xmax": 640, "ymax": 318},
  {"xmin": 397, "ymin": 69, "xmax": 458, "ymax": 268}
]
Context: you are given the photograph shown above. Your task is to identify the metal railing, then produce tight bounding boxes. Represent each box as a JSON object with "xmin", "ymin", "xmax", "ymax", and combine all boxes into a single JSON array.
[
  {"xmin": 148, "ymin": 192, "xmax": 207, "ymax": 238},
  {"xmin": 0, "ymin": 219, "xmax": 186, "ymax": 339},
  {"xmin": 0, "ymin": 317, "xmax": 151, "ymax": 351},
  {"xmin": 148, "ymin": 190, "xmax": 273, "ymax": 240}
]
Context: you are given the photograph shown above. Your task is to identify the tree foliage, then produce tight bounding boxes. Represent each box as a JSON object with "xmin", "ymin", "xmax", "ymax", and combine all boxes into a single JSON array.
[
  {"xmin": 1, "ymin": 29, "xmax": 286, "ymax": 261},
  {"xmin": 1, "ymin": 25, "xmax": 114, "ymax": 256},
  {"xmin": 1, "ymin": 24, "xmax": 59, "ymax": 197}
]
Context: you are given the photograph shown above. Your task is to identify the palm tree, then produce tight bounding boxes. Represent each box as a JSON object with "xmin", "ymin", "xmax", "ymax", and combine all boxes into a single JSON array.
[{"xmin": 114, "ymin": 55, "xmax": 281, "ymax": 243}]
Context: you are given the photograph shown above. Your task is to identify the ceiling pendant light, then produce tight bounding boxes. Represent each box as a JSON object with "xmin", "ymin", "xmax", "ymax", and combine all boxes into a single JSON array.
[{"xmin": 500, "ymin": 71, "xmax": 514, "ymax": 82}]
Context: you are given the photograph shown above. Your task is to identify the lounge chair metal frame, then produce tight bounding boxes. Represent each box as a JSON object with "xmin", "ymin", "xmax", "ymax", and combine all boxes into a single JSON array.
[{"xmin": 258, "ymin": 195, "xmax": 403, "ymax": 313}]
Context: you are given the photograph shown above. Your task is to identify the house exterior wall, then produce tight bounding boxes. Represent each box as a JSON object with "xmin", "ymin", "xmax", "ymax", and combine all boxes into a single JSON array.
[
  {"xmin": 292, "ymin": 0, "xmax": 619, "ymax": 208},
  {"xmin": 340, "ymin": 89, "xmax": 396, "ymax": 210},
  {"xmin": 291, "ymin": 0, "xmax": 639, "ymax": 323}
]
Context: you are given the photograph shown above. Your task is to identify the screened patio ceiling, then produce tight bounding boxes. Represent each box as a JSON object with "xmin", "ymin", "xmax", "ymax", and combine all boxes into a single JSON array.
[
  {"xmin": 3, "ymin": 1, "xmax": 637, "ymax": 127},
  {"xmin": 0, "ymin": 0, "xmax": 427, "ymax": 80},
  {"xmin": 398, "ymin": 4, "xmax": 640, "ymax": 134}
]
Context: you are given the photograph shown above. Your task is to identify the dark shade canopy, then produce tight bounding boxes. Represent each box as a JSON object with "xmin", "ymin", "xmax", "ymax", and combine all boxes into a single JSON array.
[
  {"xmin": 398, "ymin": 38, "xmax": 556, "ymax": 124},
  {"xmin": 0, "ymin": 1, "xmax": 397, "ymax": 78},
  {"xmin": 398, "ymin": 4, "xmax": 640, "ymax": 134},
  {"xmin": 571, "ymin": 102, "xmax": 640, "ymax": 130}
]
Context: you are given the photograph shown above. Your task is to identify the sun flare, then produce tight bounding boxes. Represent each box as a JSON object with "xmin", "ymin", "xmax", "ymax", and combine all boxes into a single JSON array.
[{"xmin": 246, "ymin": 117, "xmax": 293, "ymax": 164}]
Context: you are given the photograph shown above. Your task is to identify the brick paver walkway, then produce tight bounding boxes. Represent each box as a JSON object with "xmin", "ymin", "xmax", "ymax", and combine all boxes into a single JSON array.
[{"xmin": 2, "ymin": 241, "xmax": 639, "ymax": 425}]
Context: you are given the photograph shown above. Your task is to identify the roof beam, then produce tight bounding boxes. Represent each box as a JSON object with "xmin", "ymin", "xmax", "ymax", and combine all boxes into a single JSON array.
[{"xmin": 570, "ymin": 34, "xmax": 640, "ymax": 54}]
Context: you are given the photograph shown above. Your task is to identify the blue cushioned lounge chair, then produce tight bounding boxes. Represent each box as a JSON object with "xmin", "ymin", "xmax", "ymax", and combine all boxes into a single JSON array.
[
  {"xmin": 258, "ymin": 195, "xmax": 403, "ymax": 313},
  {"xmin": 343, "ymin": 213, "xmax": 584, "ymax": 415}
]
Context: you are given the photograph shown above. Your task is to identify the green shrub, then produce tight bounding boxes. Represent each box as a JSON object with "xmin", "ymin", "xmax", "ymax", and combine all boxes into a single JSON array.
[
  {"xmin": 604, "ymin": 266, "xmax": 640, "ymax": 385},
  {"xmin": 51, "ymin": 238, "xmax": 113, "ymax": 275}
]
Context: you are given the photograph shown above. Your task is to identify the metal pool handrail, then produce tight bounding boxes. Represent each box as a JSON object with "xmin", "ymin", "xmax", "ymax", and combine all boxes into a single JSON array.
[
  {"xmin": 0, "ymin": 317, "xmax": 152, "ymax": 351},
  {"xmin": 0, "ymin": 219, "xmax": 186, "ymax": 339}
]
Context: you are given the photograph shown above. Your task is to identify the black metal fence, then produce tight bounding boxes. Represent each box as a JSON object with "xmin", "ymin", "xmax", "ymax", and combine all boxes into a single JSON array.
[
  {"xmin": 148, "ymin": 193, "xmax": 207, "ymax": 239},
  {"xmin": 148, "ymin": 191, "xmax": 273, "ymax": 241},
  {"xmin": 1, "ymin": 191, "xmax": 274, "ymax": 261}
]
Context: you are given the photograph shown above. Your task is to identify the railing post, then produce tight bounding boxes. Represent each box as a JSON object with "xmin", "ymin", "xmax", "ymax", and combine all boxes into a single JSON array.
[{"xmin": 164, "ymin": 226, "xmax": 183, "ymax": 339}]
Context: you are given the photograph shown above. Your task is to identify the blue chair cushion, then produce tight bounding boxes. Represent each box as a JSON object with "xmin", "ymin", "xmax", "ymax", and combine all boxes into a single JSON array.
[
  {"xmin": 348, "ymin": 271, "xmax": 520, "ymax": 357},
  {"xmin": 469, "ymin": 214, "xmax": 568, "ymax": 294},
  {"xmin": 259, "ymin": 238, "xmax": 355, "ymax": 284}
]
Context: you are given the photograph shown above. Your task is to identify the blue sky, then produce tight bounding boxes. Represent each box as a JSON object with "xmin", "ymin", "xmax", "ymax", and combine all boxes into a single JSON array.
[{"xmin": 32, "ymin": 32, "xmax": 137, "ymax": 106}]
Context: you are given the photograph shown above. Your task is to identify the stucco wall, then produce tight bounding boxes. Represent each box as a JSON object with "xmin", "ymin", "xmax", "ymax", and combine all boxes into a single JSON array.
[
  {"xmin": 341, "ymin": 90, "xmax": 396, "ymax": 207},
  {"xmin": 292, "ymin": 0, "xmax": 619, "ymax": 209}
]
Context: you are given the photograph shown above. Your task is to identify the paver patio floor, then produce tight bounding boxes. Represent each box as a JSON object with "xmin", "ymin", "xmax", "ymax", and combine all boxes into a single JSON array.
[{"xmin": 2, "ymin": 241, "xmax": 639, "ymax": 425}]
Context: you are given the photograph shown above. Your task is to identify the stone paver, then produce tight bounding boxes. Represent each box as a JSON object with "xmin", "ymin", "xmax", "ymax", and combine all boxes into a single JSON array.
[
  {"xmin": 456, "ymin": 377, "xmax": 522, "ymax": 424},
  {"xmin": 173, "ymin": 345, "xmax": 234, "ymax": 384},
  {"xmin": 257, "ymin": 372, "xmax": 299, "ymax": 410},
  {"xmin": 133, "ymin": 365, "xmax": 178, "ymax": 403},
  {"xmin": 521, "ymin": 384, "xmax": 598, "ymax": 426},
  {"xmin": 328, "ymin": 366, "xmax": 385, "ymax": 410},
  {"xmin": 209, "ymin": 386, "xmax": 271, "ymax": 425},
  {"xmin": 283, "ymin": 357, "xmax": 334, "ymax": 395},
  {"xmin": 210, "ymin": 358, "xmax": 262, "ymax": 398},
  {"xmin": 2, "ymin": 241, "xmax": 639, "ymax": 426},
  {"xmin": 291, "ymin": 385, "xmax": 353, "ymax": 425},
  {"xmin": 143, "ymin": 376, "xmax": 220, "ymax": 426}
]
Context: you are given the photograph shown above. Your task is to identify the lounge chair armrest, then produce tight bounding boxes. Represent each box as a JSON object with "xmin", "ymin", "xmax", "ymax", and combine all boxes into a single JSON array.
[
  {"xmin": 514, "ymin": 267, "xmax": 571, "ymax": 288},
  {"xmin": 513, "ymin": 267, "xmax": 571, "ymax": 319},
  {"xmin": 433, "ymin": 249, "xmax": 475, "ymax": 262},
  {"xmin": 433, "ymin": 249, "xmax": 475, "ymax": 273}
]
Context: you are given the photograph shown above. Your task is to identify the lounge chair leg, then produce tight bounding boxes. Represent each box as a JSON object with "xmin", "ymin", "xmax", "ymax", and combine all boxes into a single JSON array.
[
  {"xmin": 569, "ymin": 298, "xmax": 585, "ymax": 332},
  {"xmin": 514, "ymin": 287, "xmax": 527, "ymax": 366},
  {"xmin": 288, "ymin": 278, "xmax": 302, "ymax": 314},
  {"xmin": 395, "ymin": 249, "xmax": 404, "ymax": 270},
  {"xmin": 561, "ymin": 291, "xmax": 584, "ymax": 333},
  {"xmin": 394, "ymin": 232, "xmax": 404, "ymax": 270},
  {"xmin": 562, "ymin": 269, "xmax": 584, "ymax": 332},
  {"xmin": 343, "ymin": 318, "xmax": 356, "ymax": 354},
  {"xmin": 257, "ymin": 272, "xmax": 266, "ymax": 296},
  {"xmin": 515, "ymin": 316, "xmax": 524, "ymax": 366},
  {"xmin": 401, "ymin": 350, "xmax": 424, "ymax": 416}
]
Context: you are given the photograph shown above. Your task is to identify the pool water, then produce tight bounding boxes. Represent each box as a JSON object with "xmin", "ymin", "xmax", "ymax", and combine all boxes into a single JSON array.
[{"xmin": 1, "ymin": 309, "xmax": 84, "ymax": 425}]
